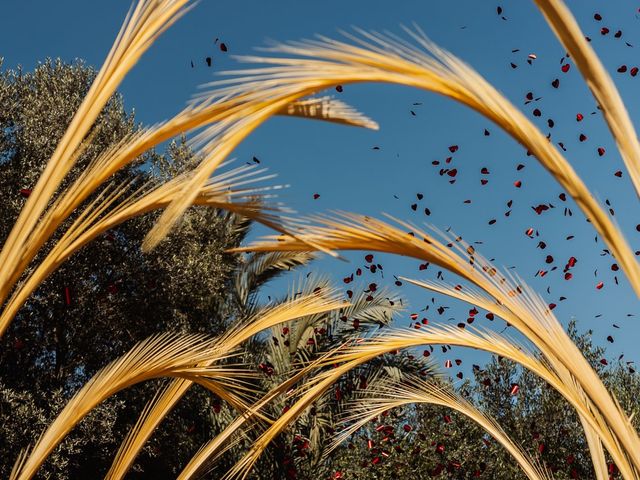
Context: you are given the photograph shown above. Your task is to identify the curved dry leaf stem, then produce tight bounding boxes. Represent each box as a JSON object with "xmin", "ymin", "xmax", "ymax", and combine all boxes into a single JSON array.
[
  {"xmin": 334, "ymin": 377, "xmax": 552, "ymax": 480},
  {"xmin": 10, "ymin": 333, "xmax": 252, "ymax": 480},
  {"xmin": 532, "ymin": 0, "xmax": 640, "ymax": 197},
  {"xmin": 0, "ymin": 90, "xmax": 376, "ymax": 330},
  {"xmin": 142, "ymin": 93, "xmax": 318, "ymax": 251},
  {"xmin": 176, "ymin": 347, "xmax": 343, "ymax": 480},
  {"xmin": 326, "ymin": 324, "xmax": 625, "ymax": 479},
  {"xmin": 239, "ymin": 213, "xmax": 639, "ymax": 478},
  {"xmin": 206, "ymin": 28, "xmax": 640, "ymax": 299},
  {"xmin": 0, "ymin": 166, "xmax": 285, "ymax": 337},
  {"xmin": 104, "ymin": 290, "xmax": 347, "ymax": 480},
  {"xmin": 223, "ymin": 325, "xmax": 559, "ymax": 480},
  {"xmin": 0, "ymin": 0, "xmax": 194, "ymax": 304},
  {"xmin": 399, "ymin": 277, "xmax": 617, "ymax": 480},
  {"xmin": 580, "ymin": 416, "xmax": 609, "ymax": 480}
]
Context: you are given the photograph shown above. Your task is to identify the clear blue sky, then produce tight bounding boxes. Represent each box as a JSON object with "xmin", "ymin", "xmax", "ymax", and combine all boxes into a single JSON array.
[{"xmin": 2, "ymin": 0, "xmax": 640, "ymax": 377}]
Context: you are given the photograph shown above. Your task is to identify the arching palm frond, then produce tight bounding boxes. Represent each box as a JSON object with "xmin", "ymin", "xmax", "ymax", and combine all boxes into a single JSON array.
[
  {"xmin": 239, "ymin": 213, "xmax": 640, "ymax": 478},
  {"xmin": 532, "ymin": 0, "xmax": 640, "ymax": 196},
  {"xmin": 334, "ymin": 375, "xmax": 553, "ymax": 480},
  {"xmin": 10, "ymin": 332, "xmax": 250, "ymax": 480},
  {"xmin": 104, "ymin": 288, "xmax": 346, "ymax": 480}
]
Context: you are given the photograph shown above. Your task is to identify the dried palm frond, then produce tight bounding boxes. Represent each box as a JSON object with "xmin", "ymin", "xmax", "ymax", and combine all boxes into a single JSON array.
[
  {"xmin": 284, "ymin": 96, "xmax": 378, "ymax": 130},
  {"xmin": 0, "ymin": 39, "xmax": 376, "ymax": 334},
  {"xmin": 10, "ymin": 332, "xmax": 251, "ymax": 480},
  {"xmin": 0, "ymin": 164, "xmax": 286, "ymax": 336},
  {"xmin": 197, "ymin": 27, "xmax": 640, "ymax": 299},
  {"xmin": 221, "ymin": 325, "xmax": 539, "ymax": 480},
  {"xmin": 532, "ymin": 0, "xmax": 640, "ymax": 197},
  {"xmin": 238, "ymin": 213, "xmax": 639, "ymax": 478},
  {"xmin": 333, "ymin": 375, "xmax": 552, "ymax": 480},
  {"xmin": 0, "ymin": 0, "xmax": 195, "ymax": 305},
  {"xmin": 104, "ymin": 288, "xmax": 347, "ymax": 480},
  {"xmin": 177, "ymin": 344, "xmax": 350, "ymax": 480}
]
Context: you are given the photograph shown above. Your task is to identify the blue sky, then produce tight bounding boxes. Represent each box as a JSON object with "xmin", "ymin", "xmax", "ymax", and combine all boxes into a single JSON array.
[{"xmin": 2, "ymin": 0, "xmax": 640, "ymax": 377}]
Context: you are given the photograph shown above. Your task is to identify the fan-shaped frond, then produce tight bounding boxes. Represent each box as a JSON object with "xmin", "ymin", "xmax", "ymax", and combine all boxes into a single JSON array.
[{"xmin": 234, "ymin": 251, "xmax": 317, "ymax": 310}]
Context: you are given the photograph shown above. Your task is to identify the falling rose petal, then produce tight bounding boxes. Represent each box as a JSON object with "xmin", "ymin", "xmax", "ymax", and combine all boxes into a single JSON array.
[
  {"xmin": 576, "ymin": 113, "xmax": 584, "ymax": 122},
  {"xmin": 597, "ymin": 147, "xmax": 606, "ymax": 156},
  {"xmin": 335, "ymin": 85, "xmax": 343, "ymax": 92},
  {"xmin": 449, "ymin": 145, "xmax": 459, "ymax": 153},
  {"xmin": 601, "ymin": 27, "xmax": 610, "ymax": 35},
  {"xmin": 596, "ymin": 281, "xmax": 604, "ymax": 290},
  {"xmin": 533, "ymin": 108, "xmax": 542, "ymax": 117},
  {"xmin": 510, "ymin": 383, "xmax": 520, "ymax": 395},
  {"xmin": 561, "ymin": 63, "xmax": 571, "ymax": 73},
  {"xmin": 514, "ymin": 180, "xmax": 522, "ymax": 188},
  {"xmin": 551, "ymin": 78, "xmax": 560, "ymax": 88},
  {"xmin": 617, "ymin": 65, "xmax": 628, "ymax": 73},
  {"xmin": 594, "ymin": 13, "xmax": 602, "ymax": 21},
  {"xmin": 631, "ymin": 67, "xmax": 639, "ymax": 77},
  {"xmin": 579, "ymin": 133, "xmax": 588, "ymax": 142},
  {"xmin": 313, "ymin": 193, "xmax": 320, "ymax": 199}
]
